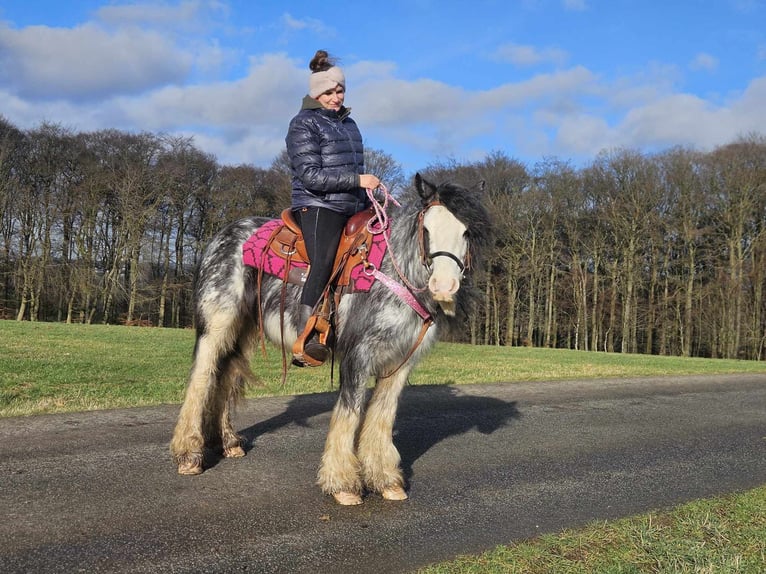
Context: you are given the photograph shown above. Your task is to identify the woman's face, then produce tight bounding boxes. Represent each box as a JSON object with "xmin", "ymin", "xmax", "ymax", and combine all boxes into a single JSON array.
[{"xmin": 316, "ymin": 85, "xmax": 345, "ymax": 111}]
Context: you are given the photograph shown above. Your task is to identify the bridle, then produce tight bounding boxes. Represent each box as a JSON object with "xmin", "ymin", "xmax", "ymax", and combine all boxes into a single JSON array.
[
  {"xmin": 359, "ymin": 186, "xmax": 472, "ymax": 377},
  {"xmin": 416, "ymin": 201, "xmax": 471, "ymax": 277},
  {"xmin": 367, "ymin": 188, "xmax": 471, "ymax": 304}
]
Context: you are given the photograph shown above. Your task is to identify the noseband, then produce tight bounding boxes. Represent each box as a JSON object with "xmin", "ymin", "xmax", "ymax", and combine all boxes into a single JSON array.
[
  {"xmin": 418, "ymin": 201, "xmax": 470, "ymax": 275},
  {"xmin": 426, "ymin": 250, "xmax": 466, "ymax": 274}
]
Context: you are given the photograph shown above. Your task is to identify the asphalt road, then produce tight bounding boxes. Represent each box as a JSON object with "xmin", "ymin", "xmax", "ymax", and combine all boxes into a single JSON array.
[{"xmin": 2, "ymin": 374, "xmax": 765, "ymax": 573}]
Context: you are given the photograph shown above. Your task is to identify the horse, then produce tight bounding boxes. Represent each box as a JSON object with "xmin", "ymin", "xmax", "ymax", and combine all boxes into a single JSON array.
[{"xmin": 170, "ymin": 173, "xmax": 491, "ymax": 505}]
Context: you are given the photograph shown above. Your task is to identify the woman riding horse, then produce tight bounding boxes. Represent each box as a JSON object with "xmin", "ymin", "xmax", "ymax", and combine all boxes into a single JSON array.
[{"xmin": 286, "ymin": 49, "xmax": 381, "ymax": 367}]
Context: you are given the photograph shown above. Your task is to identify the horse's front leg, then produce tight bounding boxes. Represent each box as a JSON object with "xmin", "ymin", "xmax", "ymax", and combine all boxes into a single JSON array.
[
  {"xmin": 317, "ymin": 381, "xmax": 367, "ymax": 506},
  {"xmin": 357, "ymin": 367, "xmax": 410, "ymax": 501}
]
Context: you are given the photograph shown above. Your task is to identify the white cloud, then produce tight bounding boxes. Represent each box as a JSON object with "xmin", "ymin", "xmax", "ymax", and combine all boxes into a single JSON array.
[
  {"xmin": 115, "ymin": 53, "xmax": 304, "ymax": 130},
  {"xmin": 555, "ymin": 114, "xmax": 612, "ymax": 157},
  {"xmin": 547, "ymin": 75, "xmax": 766, "ymax": 160},
  {"xmin": 494, "ymin": 42, "xmax": 568, "ymax": 67},
  {"xmin": 281, "ymin": 13, "xmax": 334, "ymax": 36},
  {"xmin": 1, "ymin": 4, "xmax": 765, "ymax": 174},
  {"xmin": 690, "ymin": 52, "xmax": 719, "ymax": 71},
  {"xmin": 479, "ymin": 66, "xmax": 597, "ymax": 109},
  {"xmin": 563, "ymin": 0, "xmax": 588, "ymax": 10},
  {"xmin": 0, "ymin": 22, "xmax": 192, "ymax": 100},
  {"xmin": 95, "ymin": 0, "xmax": 223, "ymax": 28}
]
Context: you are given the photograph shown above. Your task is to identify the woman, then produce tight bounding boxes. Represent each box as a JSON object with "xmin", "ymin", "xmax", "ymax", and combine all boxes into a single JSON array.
[{"xmin": 286, "ymin": 49, "xmax": 380, "ymax": 366}]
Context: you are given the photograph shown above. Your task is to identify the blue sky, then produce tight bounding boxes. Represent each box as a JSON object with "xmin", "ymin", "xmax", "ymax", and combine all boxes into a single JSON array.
[{"xmin": 1, "ymin": 1, "xmax": 765, "ymax": 175}]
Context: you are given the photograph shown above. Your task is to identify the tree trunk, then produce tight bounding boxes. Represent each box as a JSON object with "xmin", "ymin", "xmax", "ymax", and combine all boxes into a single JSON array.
[
  {"xmin": 682, "ymin": 245, "xmax": 696, "ymax": 357},
  {"xmin": 607, "ymin": 261, "xmax": 618, "ymax": 353},
  {"xmin": 127, "ymin": 246, "xmax": 139, "ymax": 324},
  {"xmin": 544, "ymin": 258, "xmax": 556, "ymax": 347},
  {"xmin": 506, "ymin": 270, "xmax": 517, "ymax": 346}
]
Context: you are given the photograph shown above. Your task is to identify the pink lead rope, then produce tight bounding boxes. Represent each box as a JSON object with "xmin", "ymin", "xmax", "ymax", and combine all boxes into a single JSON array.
[
  {"xmin": 371, "ymin": 268, "xmax": 431, "ymax": 320},
  {"xmin": 365, "ymin": 185, "xmax": 432, "ymax": 321}
]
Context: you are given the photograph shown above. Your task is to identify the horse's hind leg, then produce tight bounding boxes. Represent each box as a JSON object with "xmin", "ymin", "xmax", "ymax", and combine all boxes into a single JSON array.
[
  {"xmin": 170, "ymin": 312, "xmax": 240, "ymax": 475},
  {"xmin": 208, "ymin": 354, "xmax": 245, "ymax": 459},
  {"xmin": 215, "ymin": 322, "xmax": 259, "ymax": 459},
  {"xmin": 357, "ymin": 368, "xmax": 410, "ymax": 501},
  {"xmin": 219, "ymin": 365, "xmax": 248, "ymax": 459}
]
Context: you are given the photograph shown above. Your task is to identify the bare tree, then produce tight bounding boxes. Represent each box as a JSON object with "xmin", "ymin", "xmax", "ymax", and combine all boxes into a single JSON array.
[
  {"xmin": 363, "ymin": 148, "xmax": 406, "ymax": 194},
  {"xmin": 0, "ymin": 117, "xmax": 25, "ymax": 315},
  {"xmin": 153, "ymin": 137, "xmax": 218, "ymax": 326},
  {"xmin": 704, "ymin": 136, "xmax": 766, "ymax": 358},
  {"xmin": 472, "ymin": 152, "xmax": 529, "ymax": 345}
]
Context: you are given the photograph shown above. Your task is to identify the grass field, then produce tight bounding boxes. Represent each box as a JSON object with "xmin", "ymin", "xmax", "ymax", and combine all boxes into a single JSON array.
[
  {"xmin": 2, "ymin": 319, "xmax": 765, "ymax": 417},
  {"xmin": 2, "ymin": 319, "xmax": 765, "ymax": 573},
  {"xmin": 418, "ymin": 488, "xmax": 766, "ymax": 573}
]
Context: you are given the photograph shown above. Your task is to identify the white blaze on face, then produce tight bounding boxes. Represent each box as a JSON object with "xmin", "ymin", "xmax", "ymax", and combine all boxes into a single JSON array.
[{"xmin": 422, "ymin": 205, "xmax": 468, "ymax": 316}]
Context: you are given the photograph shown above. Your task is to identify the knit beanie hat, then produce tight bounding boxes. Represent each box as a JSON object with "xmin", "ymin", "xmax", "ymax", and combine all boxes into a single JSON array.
[{"xmin": 309, "ymin": 66, "xmax": 345, "ymax": 98}]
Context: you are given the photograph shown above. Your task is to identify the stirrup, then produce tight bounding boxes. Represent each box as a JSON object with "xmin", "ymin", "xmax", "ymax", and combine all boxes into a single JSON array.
[
  {"xmin": 292, "ymin": 340, "xmax": 330, "ymax": 367},
  {"xmin": 292, "ymin": 311, "xmax": 331, "ymax": 367}
]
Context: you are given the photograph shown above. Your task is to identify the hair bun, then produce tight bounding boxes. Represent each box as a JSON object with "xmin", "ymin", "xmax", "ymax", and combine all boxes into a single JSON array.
[{"xmin": 309, "ymin": 49, "xmax": 335, "ymax": 73}]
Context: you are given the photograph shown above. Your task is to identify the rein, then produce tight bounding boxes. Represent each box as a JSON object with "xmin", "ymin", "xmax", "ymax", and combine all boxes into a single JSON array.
[
  {"xmin": 366, "ymin": 187, "xmax": 428, "ymax": 295},
  {"xmin": 363, "ymin": 186, "xmax": 438, "ymax": 377},
  {"xmin": 365, "ymin": 184, "xmax": 470, "ymax": 312}
]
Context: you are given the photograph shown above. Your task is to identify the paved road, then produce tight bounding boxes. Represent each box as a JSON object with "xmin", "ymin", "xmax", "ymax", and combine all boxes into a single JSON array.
[{"xmin": 1, "ymin": 374, "xmax": 765, "ymax": 573}]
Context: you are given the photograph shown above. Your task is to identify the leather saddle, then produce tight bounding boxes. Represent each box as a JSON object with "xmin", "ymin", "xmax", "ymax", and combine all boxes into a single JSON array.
[
  {"xmin": 261, "ymin": 207, "xmax": 376, "ymax": 366},
  {"xmin": 267, "ymin": 207, "xmax": 376, "ymax": 291}
]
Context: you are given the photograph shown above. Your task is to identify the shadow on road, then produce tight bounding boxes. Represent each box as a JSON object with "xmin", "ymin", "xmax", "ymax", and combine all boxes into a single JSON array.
[
  {"xmin": 229, "ymin": 384, "xmax": 519, "ymax": 484},
  {"xmin": 238, "ymin": 392, "xmax": 337, "ymax": 452},
  {"xmin": 394, "ymin": 385, "xmax": 521, "ymax": 485}
]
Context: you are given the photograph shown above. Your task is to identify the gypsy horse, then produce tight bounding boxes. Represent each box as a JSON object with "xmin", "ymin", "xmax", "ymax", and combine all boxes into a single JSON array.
[{"xmin": 170, "ymin": 173, "xmax": 491, "ymax": 505}]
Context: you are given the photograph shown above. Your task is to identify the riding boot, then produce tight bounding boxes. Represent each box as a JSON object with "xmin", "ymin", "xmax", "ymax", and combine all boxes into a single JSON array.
[{"xmin": 292, "ymin": 304, "xmax": 330, "ymax": 367}]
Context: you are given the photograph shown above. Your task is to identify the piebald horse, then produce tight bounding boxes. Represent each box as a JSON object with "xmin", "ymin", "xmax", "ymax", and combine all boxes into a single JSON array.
[{"xmin": 170, "ymin": 173, "xmax": 491, "ymax": 505}]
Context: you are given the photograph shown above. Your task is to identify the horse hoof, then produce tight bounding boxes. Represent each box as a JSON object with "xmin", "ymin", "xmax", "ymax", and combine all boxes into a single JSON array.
[
  {"xmin": 177, "ymin": 461, "xmax": 203, "ymax": 475},
  {"xmin": 224, "ymin": 446, "xmax": 245, "ymax": 458},
  {"xmin": 381, "ymin": 485, "xmax": 408, "ymax": 501},
  {"xmin": 333, "ymin": 491, "xmax": 363, "ymax": 506}
]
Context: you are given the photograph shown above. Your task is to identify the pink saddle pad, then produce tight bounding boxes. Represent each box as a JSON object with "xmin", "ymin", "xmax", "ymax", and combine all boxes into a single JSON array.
[{"xmin": 242, "ymin": 218, "xmax": 387, "ymax": 292}]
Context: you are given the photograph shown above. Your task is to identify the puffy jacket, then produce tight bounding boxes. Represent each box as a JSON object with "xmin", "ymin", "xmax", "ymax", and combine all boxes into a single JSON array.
[{"xmin": 286, "ymin": 96, "xmax": 369, "ymax": 217}]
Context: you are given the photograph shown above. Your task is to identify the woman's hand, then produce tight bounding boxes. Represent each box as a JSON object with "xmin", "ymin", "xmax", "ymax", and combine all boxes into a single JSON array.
[{"xmin": 359, "ymin": 174, "xmax": 381, "ymax": 190}]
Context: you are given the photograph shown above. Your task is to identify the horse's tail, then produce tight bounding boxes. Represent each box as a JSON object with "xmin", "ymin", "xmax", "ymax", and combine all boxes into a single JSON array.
[{"xmin": 173, "ymin": 217, "xmax": 263, "ymax": 465}]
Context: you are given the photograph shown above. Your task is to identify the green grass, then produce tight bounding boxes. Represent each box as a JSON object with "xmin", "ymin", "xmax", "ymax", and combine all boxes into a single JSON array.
[
  {"xmin": 1, "ymin": 320, "xmax": 765, "ymax": 572},
  {"xmin": 1, "ymin": 320, "xmax": 765, "ymax": 417},
  {"xmin": 418, "ymin": 487, "xmax": 766, "ymax": 573}
]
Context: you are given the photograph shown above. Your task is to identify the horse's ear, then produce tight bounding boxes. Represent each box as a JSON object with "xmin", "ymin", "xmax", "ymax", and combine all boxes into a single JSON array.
[{"xmin": 415, "ymin": 172, "xmax": 438, "ymax": 203}]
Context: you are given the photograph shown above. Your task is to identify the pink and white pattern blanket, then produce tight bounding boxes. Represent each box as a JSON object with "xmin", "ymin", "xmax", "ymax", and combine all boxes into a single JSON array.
[{"xmin": 242, "ymin": 219, "xmax": 388, "ymax": 292}]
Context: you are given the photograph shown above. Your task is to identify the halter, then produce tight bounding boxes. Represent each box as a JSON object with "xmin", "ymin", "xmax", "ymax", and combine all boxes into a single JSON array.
[
  {"xmin": 417, "ymin": 201, "xmax": 471, "ymax": 276},
  {"xmin": 362, "ymin": 186, "xmax": 471, "ymax": 378},
  {"xmin": 367, "ymin": 188, "xmax": 470, "ymax": 309}
]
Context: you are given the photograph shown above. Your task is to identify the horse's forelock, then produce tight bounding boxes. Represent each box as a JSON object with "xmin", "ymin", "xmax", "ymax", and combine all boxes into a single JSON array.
[
  {"xmin": 395, "ymin": 178, "xmax": 492, "ymax": 271},
  {"xmin": 432, "ymin": 182, "xmax": 492, "ymax": 253}
]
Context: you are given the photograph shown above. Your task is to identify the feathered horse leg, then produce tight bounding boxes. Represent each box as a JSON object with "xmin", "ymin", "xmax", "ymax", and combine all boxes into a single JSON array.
[
  {"xmin": 170, "ymin": 311, "xmax": 242, "ymax": 474},
  {"xmin": 357, "ymin": 366, "xmax": 412, "ymax": 500},
  {"xmin": 316, "ymin": 370, "xmax": 367, "ymax": 505}
]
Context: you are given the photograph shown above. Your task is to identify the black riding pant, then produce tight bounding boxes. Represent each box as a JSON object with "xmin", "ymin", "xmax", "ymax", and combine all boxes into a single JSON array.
[{"xmin": 295, "ymin": 206, "xmax": 348, "ymax": 307}]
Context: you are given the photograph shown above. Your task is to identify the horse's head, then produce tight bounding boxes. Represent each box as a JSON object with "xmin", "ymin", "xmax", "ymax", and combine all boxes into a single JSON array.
[{"xmin": 414, "ymin": 173, "xmax": 490, "ymax": 316}]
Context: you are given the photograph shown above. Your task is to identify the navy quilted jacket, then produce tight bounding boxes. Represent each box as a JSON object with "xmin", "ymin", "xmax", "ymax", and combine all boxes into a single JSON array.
[{"xmin": 286, "ymin": 96, "xmax": 369, "ymax": 216}]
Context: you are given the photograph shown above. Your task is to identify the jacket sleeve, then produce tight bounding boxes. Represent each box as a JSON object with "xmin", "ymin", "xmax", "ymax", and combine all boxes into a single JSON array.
[{"xmin": 286, "ymin": 116, "xmax": 361, "ymax": 194}]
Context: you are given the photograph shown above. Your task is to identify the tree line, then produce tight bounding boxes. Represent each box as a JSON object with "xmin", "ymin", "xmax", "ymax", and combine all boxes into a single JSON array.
[{"xmin": 1, "ymin": 116, "xmax": 764, "ymax": 360}]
